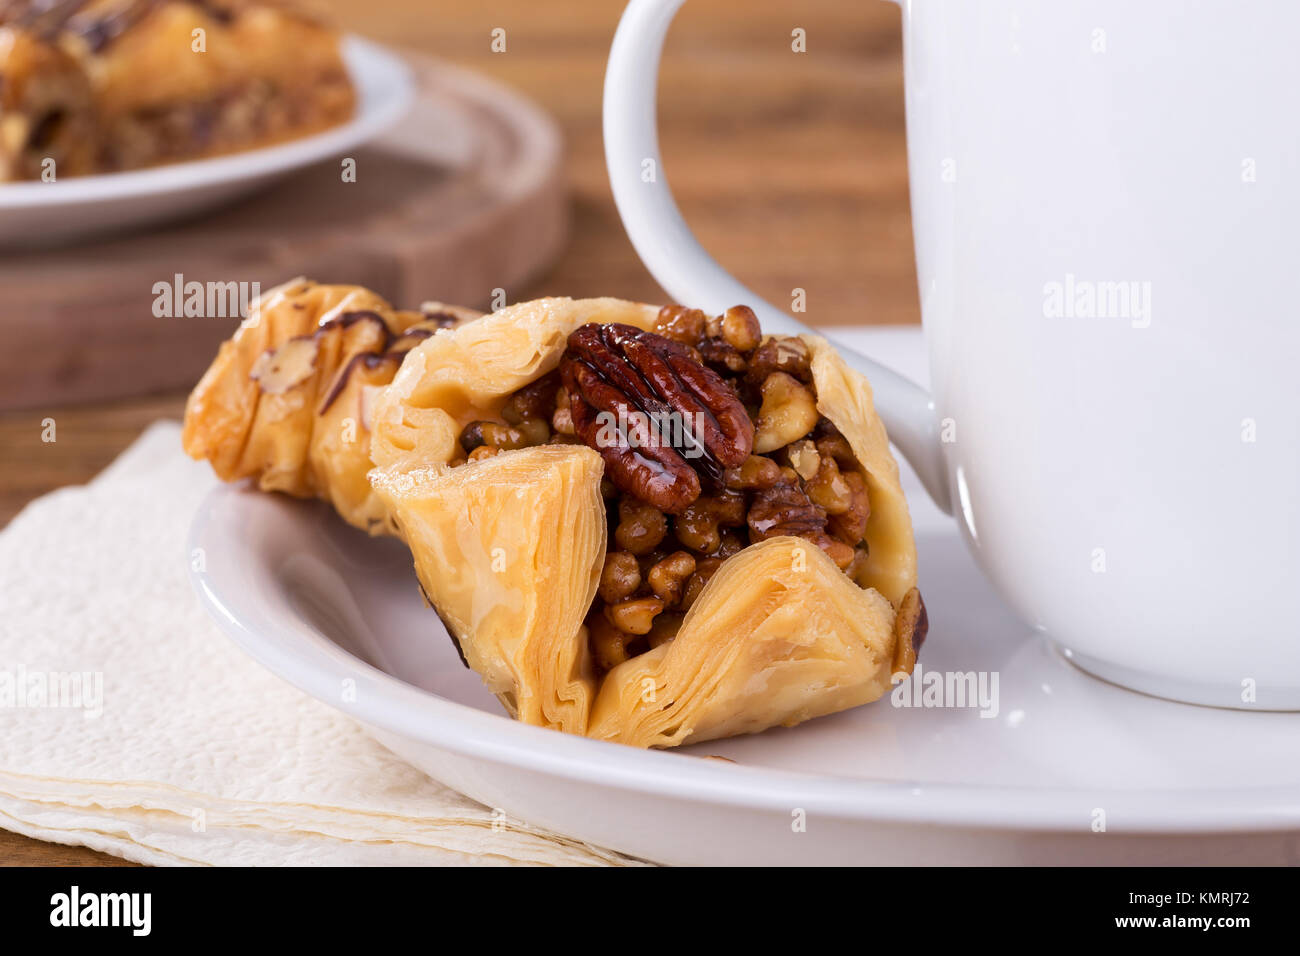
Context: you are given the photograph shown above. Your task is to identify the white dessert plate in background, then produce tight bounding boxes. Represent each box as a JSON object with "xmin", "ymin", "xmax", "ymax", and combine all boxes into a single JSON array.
[
  {"xmin": 188, "ymin": 328, "xmax": 1300, "ymax": 865},
  {"xmin": 0, "ymin": 37, "xmax": 412, "ymax": 246}
]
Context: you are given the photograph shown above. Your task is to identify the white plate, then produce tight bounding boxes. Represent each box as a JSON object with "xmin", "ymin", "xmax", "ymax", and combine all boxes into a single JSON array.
[
  {"xmin": 0, "ymin": 37, "xmax": 412, "ymax": 246},
  {"xmin": 188, "ymin": 329, "xmax": 1300, "ymax": 865}
]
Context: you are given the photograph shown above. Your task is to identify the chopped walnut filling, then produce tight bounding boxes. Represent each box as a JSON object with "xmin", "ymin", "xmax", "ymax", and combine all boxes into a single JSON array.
[{"xmin": 453, "ymin": 305, "xmax": 875, "ymax": 674}]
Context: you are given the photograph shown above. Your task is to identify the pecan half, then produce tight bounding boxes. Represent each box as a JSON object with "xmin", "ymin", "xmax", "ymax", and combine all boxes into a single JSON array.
[{"xmin": 560, "ymin": 323, "xmax": 754, "ymax": 513}]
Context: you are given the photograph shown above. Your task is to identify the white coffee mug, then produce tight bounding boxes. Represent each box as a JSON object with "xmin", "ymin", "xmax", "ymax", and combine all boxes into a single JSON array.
[{"xmin": 604, "ymin": 0, "xmax": 1300, "ymax": 710}]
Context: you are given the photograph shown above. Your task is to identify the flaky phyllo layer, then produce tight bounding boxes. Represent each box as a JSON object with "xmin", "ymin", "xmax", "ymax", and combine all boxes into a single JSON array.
[{"xmin": 185, "ymin": 286, "xmax": 926, "ymax": 749}]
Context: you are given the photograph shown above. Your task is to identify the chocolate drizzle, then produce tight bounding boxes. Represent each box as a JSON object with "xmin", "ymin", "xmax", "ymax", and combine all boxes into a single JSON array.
[
  {"xmin": 310, "ymin": 313, "xmax": 436, "ymax": 415},
  {"xmin": 420, "ymin": 309, "xmax": 461, "ymax": 330},
  {"xmin": 321, "ymin": 309, "xmax": 389, "ymax": 334},
  {"xmin": 317, "ymin": 350, "xmax": 400, "ymax": 415},
  {"xmin": 248, "ymin": 305, "xmax": 450, "ymax": 416}
]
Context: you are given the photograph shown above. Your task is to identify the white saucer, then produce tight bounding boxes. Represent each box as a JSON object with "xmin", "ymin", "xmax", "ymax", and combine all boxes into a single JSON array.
[
  {"xmin": 188, "ymin": 328, "xmax": 1300, "ymax": 865},
  {"xmin": 0, "ymin": 37, "xmax": 412, "ymax": 246}
]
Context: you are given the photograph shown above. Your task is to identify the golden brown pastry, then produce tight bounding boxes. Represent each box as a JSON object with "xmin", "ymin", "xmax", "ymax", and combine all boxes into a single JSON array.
[
  {"xmin": 0, "ymin": 20, "xmax": 99, "ymax": 180},
  {"xmin": 0, "ymin": 0, "xmax": 355, "ymax": 180},
  {"xmin": 368, "ymin": 297, "xmax": 927, "ymax": 749},
  {"xmin": 182, "ymin": 278, "xmax": 481, "ymax": 533}
]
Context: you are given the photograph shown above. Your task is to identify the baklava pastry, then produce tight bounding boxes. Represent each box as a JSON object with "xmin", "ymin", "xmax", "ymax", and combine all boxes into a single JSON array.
[
  {"xmin": 0, "ymin": 22, "xmax": 99, "ymax": 180},
  {"xmin": 369, "ymin": 297, "xmax": 927, "ymax": 748},
  {"xmin": 73, "ymin": 0, "xmax": 355, "ymax": 172},
  {"xmin": 0, "ymin": 0, "xmax": 355, "ymax": 180},
  {"xmin": 183, "ymin": 278, "xmax": 480, "ymax": 534}
]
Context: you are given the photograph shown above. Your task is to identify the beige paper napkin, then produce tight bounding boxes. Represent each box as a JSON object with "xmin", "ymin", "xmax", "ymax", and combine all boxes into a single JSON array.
[{"xmin": 0, "ymin": 421, "xmax": 636, "ymax": 866}]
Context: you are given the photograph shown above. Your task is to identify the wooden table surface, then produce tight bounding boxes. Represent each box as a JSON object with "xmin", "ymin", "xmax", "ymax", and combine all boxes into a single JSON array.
[{"xmin": 0, "ymin": 0, "xmax": 915, "ymax": 865}]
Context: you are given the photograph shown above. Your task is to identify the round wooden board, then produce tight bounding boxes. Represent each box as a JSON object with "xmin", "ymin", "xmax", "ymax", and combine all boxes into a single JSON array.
[{"xmin": 2, "ymin": 54, "xmax": 568, "ymax": 410}]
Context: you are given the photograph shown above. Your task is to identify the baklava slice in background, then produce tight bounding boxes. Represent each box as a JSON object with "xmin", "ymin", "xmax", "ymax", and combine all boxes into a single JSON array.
[
  {"xmin": 0, "ymin": 15, "xmax": 99, "ymax": 180},
  {"xmin": 69, "ymin": 0, "xmax": 356, "ymax": 171},
  {"xmin": 0, "ymin": 0, "xmax": 356, "ymax": 179}
]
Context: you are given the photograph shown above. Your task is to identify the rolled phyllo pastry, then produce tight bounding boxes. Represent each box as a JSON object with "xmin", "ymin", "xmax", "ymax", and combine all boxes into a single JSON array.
[
  {"xmin": 369, "ymin": 297, "xmax": 927, "ymax": 748},
  {"xmin": 183, "ymin": 278, "xmax": 480, "ymax": 533}
]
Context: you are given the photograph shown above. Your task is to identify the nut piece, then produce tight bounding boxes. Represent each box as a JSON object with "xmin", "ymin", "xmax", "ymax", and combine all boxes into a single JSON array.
[
  {"xmin": 698, "ymin": 338, "xmax": 747, "ymax": 373},
  {"xmin": 674, "ymin": 502, "xmax": 722, "ymax": 554},
  {"xmin": 747, "ymin": 335, "xmax": 811, "ymax": 384},
  {"xmin": 680, "ymin": 556, "xmax": 723, "ymax": 610},
  {"xmin": 502, "ymin": 371, "xmax": 559, "ymax": 425},
  {"xmin": 599, "ymin": 551, "xmax": 642, "ymax": 602},
  {"xmin": 828, "ymin": 470, "xmax": 871, "ymax": 543},
  {"xmin": 552, "ymin": 406, "xmax": 575, "ymax": 435},
  {"xmin": 250, "ymin": 337, "xmax": 320, "ymax": 394},
  {"xmin": 590, "ymin": 614, "xmax": 634, "ymax": 671},
  {"xmin": 551, "ymin": 386, "xmax": 576, "ymax": 435},
  {"xmin": 747, "ymin": 481, "xmax": 852, "ymax": 574},
  {"xmin": 614, "ymin": 499, "xmax": 667, "ymax": 555},
  {"xmin": 708, "ymin": 489, "xmax": 747, "ymax": 525},
  {"xmin": 514, "ymin": 418, "xmax": 551, "ymax": 446},
  {"xmin": 646, "ymin": 612, "xmax": 683, "ymax": 649},
  {"xmin": 747, "ymin": 481, "xmax": 858, "ymax": 570},
  {"xmin": 653, "ymin": 305, "xmax": 707, "ymax": 344},
  {"xmin": 647, "ymin": 551, "xmax": 697, "ymax": 605},
  {"xmin": 805, "ymin": 455, "xmax": 852, "ymax": 514},
  {"xmin": 716, "ymin": 530, "xmax": 746, "ymax": 557},
  {"xmin": 754, "ymin": 372, "xmax": 819, "ymax": 453},
  {"xmin": 561, "ymin": 323, "xmax": 755, "ymax": 513},
  {"xmin": 720, "ymin": 305, "xmax": 761, "ymax": 352},
  {"xmin": 814, "ymin": 429, "xmax": 859, "ymax": 469},
  {"xmin": 787, "ymin": 439, "xmax": 821, "ymax": 481},
  {"xmin": 822, "ymin": 539, "xmax": 857, "ymax": 570},
  {"xmin": 724, "ymin": 454, "xmax": 782, "ymax": 489},
  {"xmin": 460, "ymin": 421, "xmax": 529, "ymax": 453},
  {"xmin": 891, "ymin": 587, "xmax": 928, "ymax": 676},
  {"xmin": 747, "ymin": 480, "xmax": 829, "ymax": 542},
  {"xmin": 605, "ymin": 596, "xmax": 666, "ymax": 635},
  {"xmin": 845, "ymin": 545, "xmax": 871, "ymax": 586}
]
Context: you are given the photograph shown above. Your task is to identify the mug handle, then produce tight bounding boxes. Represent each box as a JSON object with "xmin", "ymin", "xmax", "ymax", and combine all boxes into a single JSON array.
[{"xmin": 603, "ymin": 0, "xmax": 951, "ymax": 514}]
